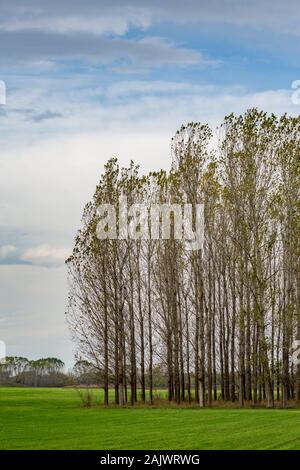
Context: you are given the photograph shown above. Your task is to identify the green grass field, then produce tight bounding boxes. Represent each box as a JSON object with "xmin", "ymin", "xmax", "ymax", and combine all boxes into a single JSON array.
[{"xmin": 0, "ymin": 387, "xmax": 300, "ymax": 450}]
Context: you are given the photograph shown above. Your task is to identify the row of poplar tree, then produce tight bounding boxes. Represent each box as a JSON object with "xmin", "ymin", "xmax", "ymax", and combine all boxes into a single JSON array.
[{"xmin": 67, "ymin": 109, "xmax": 300, "ymax": 408}]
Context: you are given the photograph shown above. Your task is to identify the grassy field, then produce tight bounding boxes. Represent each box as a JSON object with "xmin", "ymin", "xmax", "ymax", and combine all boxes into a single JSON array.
[{"xmin": 0, "ymin": 387, "xmax": 300, "ymax": 450}]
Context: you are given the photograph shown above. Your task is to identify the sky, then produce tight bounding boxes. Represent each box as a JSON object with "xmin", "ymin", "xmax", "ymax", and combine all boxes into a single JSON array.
[{"xmin": 1, "ymin": 0, "xmax": 300, "ymax": 369}]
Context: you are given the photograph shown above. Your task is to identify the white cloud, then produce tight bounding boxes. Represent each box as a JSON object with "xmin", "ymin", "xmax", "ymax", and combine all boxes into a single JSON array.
[
  {"xmin": 1, "ymin": 79, "xmax": 296, "ymax": 142},
  {"xmin": 21, "ymin": 244, "xmax": 70, "ymax": 266},
  {"xmin": 0, "ymin": 2, "xmax": 151, "ymax": 36},
  {"xmin": 0, "ymin": 32, "xmax": 206, "ymax": 68},
  {"xmin": 106, "ymin": 81, "xmax": 216, "ymax": 98},
  {"xmin": 1, "ymin": 1, "xmax": 300, "ymax": 36},
  {"xmin": 0, "ymin": 243, "xmax": 70, "ymax": 267},
  {"xmin": 0, "ymin": 15, "xmax": 145, "ymax": 36},
  {"xmin": 0, "ymin": 245, "xmax": 17, "ymax": 259}
]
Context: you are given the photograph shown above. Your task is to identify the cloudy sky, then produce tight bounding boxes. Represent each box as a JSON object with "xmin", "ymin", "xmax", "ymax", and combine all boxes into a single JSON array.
[{"xmin": 1, "ymin": 0, "xmax": 300, "ymax": 368}]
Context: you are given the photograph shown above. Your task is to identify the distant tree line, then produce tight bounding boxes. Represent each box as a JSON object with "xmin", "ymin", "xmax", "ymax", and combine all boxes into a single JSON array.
[
  {"xmin": 0, "ymin": 357, "xmax": 173, "ymax": 388},
  {"xmin": 0, "ymin": 357, "xmax": 67, "ymax": 386},
  {"xmin": 66, "ymin": 109, "xmax": 300, "ymax": 408}
]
